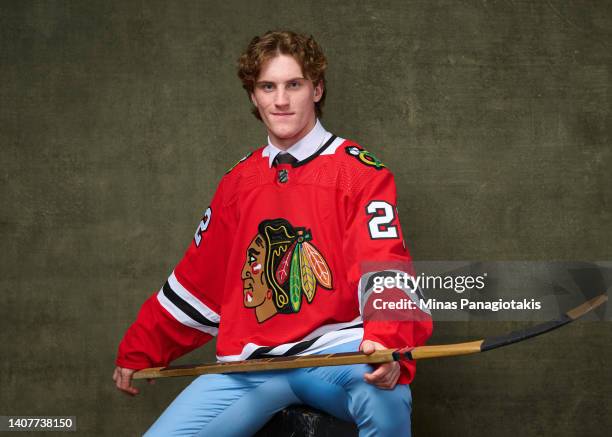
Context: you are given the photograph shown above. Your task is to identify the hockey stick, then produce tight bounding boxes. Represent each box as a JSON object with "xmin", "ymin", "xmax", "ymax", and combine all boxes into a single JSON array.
[{"xmin": 133, "ymin": 293, "xmax": 606, "ymax": 380}]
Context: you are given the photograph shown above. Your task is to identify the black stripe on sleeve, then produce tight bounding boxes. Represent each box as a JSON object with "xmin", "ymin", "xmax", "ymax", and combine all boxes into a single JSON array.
[{"xmin": 162, "ymin": 282, "xmax": 220, "ymax": 328}]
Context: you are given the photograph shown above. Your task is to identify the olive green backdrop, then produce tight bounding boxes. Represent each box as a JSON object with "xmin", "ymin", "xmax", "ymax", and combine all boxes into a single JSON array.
[{"xmin": 1, "ymin": 1, "xmax": 610, "ymax": 436}]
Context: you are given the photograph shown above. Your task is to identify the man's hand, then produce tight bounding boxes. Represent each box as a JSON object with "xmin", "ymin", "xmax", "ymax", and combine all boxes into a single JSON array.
[
  {"xmin": 113, "ymin": 366, "xmax": 154, "ymax": 396},
  {"xmin": 360, "ymin": 340, "xmax": 400, "ymax": 390}
]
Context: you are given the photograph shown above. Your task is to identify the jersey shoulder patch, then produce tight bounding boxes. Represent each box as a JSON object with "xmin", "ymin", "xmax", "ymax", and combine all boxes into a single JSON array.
[{"xmin": 344, "ymin": 145, "xmax": 386, "ymax": 170}]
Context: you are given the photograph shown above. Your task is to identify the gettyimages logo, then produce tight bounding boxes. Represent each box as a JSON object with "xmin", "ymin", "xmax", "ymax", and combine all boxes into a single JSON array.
[{"xmin": 371, "ymin": 271, "xmax": 487, "ymax": 294}]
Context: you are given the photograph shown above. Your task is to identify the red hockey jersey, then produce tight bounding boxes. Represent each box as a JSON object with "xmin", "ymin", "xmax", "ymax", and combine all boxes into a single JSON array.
[{"xmin": 116, "ymin": 135, "xmax": 432, "ymax": 384}]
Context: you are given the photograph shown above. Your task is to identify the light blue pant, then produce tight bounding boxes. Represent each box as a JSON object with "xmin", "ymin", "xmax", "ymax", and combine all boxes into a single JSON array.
[{"xmin": 144, "ymin": 340, "xmax": 411, "ymax": 436}]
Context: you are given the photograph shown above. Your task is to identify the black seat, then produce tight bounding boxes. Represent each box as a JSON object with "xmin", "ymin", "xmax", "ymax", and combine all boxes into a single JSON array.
[{"xmin": 255, "ymin": 406, "xmax": 358, "ymax": 436}]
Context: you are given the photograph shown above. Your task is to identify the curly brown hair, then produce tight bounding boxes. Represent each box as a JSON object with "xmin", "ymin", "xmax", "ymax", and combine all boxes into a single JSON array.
[{"xmin": 237, "ymin": 30, "xmax": 327, "ymax": 120}]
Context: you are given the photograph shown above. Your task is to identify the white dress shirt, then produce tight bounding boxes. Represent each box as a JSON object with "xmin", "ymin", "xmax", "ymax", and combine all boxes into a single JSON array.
[{"xmin": 262, "ymin": 119, "xmax": 333, "ymax": 168}]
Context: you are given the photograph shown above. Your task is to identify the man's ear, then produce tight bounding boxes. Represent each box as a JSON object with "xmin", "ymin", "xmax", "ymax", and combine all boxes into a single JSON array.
[
  {"xmin": 313, "ymin": 81, "xmax": 324, "ymax": 103},
  {"xmin": 250, "ymin": 92, "xmax": 258, "ymax": 108}
]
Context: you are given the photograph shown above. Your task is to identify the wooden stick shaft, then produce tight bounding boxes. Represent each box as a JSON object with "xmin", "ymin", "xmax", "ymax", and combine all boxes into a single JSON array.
[
  {"xmin": 134, "ymin": 350, "xmax": 395, "ymax": 380},
  {"xmin": 408, "ymin": 340, "xmax": 483, "ymax": 360},
  {"xmin": 134, "ymin": 342, "xmax": 486, "ymax": 379}
]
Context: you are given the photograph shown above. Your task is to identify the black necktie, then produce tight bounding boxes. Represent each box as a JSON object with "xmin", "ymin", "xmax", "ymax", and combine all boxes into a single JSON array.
[{"xmin": 274, "ymin": 153, "xmax": 297, "ymax": 165}]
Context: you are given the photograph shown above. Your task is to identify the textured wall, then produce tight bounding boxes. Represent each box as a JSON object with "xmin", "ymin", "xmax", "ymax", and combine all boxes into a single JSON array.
[{"xmin": 1, "ymin": 1, "xmax": 610, "ymax": 435}]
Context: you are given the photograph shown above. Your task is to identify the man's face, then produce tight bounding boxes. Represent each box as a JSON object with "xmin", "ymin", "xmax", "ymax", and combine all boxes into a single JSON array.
[{"xmin": 250, "ymin": 54, "xmax": 323, "ymax": 149}]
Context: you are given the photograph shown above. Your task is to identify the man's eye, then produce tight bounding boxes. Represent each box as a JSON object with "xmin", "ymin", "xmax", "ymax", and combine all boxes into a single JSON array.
[
  {"xmin": 249, "ymin": 255, "xmax": 256, "ymax": 263},
  {"xmin": 288, "ymin": 81, "xmax": 300, "ymax": 89},
  {"xmin": 261, "ymin": 83, "xmax": 274, "ymax": 91}
]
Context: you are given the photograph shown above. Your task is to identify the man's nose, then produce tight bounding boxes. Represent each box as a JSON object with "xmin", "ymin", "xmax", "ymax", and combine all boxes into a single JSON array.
[{"xmin": 274, "ymin": 88, "xmax": 289, "ymax": 107}]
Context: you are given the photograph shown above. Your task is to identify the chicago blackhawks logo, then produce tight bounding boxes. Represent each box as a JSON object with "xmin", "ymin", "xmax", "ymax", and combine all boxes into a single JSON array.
[
  {"xmin": 241, "ymin": 218, "xmax": 333, "ymax": 323},
  {"xmin": 345, "ymin": 146, "xmax": 386, "ymax": 170}
]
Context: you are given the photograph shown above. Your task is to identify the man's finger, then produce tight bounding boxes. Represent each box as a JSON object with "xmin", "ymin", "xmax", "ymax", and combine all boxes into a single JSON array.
[
  {"xmin": 381, "ymin": 367, "xmax": 399, "ymax": 388},
  {"xmin": 364, "ymin": 362, "xmax": 400, "ymax": 389},
  {"xmin": 116, "ymin": 372, "xmax": 127, "ymax": 389},
  {"xmin": 372, "ymin": 375, "xmax": 396, "ymax": 389},
  {"xmin": 118, "ymin": 382, "xmax": 139, "ymax": 396},
  {"xmin": 115, "ymin": 369, "xmax": 139, "ymax": 396},
  {"xmin": 361, "ymin": 340, "xmax": 376, "ymax": 355},
  {"xmin": 364, "ymin": 364, "xmax": 390, "ymax": 382}
]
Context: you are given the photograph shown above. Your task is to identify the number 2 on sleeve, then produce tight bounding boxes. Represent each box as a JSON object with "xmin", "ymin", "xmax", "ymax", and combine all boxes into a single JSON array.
[
  {"xmin": 366, "ymin": 201, "xmax": 398, "ymax": 239},
  {"xmin": 194, "ymin": 207, "xmax": 212, "ymax": 247}
]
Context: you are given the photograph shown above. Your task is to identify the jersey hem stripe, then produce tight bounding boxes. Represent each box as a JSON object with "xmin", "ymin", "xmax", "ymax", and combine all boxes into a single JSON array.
[{"xmin": 216, "ymin": 320, "xmax": 364, "ymax": 362}]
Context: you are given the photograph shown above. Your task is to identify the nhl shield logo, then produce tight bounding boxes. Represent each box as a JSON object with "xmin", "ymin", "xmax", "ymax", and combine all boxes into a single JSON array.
[{"xmin": 277, "ymin": 169, "xmax": 289, "ymax": 184}]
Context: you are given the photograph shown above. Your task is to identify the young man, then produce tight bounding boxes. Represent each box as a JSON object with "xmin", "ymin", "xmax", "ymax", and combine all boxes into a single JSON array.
[{"xmin": 114, "ymin": 30, "xmax": 432, "ymax": 436}]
